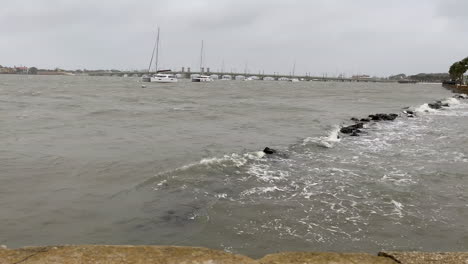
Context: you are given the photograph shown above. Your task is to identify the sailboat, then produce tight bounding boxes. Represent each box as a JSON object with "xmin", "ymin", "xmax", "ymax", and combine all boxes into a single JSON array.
[
  {"xmin": 142, "ymin": 27, "xmax": 178, "ymax": 83},
  {"xmin": 192, "ymin": 40, "xmax": 213, "ymax": 82},
  {"xmin": 289, "ymin": 60, "xmax": 299, "ymax": 82}
]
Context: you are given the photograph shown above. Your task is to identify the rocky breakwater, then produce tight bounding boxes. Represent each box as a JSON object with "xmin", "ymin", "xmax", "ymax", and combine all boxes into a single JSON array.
[
  {"xmin": 339, "ymin": 93, "xmax": 468, "ymax": 139},
  {"xmin": 341, "ymin": 113, "xmax": 398, "ymax": 137}
]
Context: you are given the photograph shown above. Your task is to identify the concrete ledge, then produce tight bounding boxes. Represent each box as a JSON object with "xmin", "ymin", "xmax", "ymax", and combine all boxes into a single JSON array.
[
  {"xmin": 1, "ymin": 245, "xmax": 467, "ymax": 264},
  {"xmin": 379, "ymin": 251, "xmax": 468, "ymax": 264},
  {"xmin": 0, "ymin": 246, "xmax": 256, "ymax": 264},
  {"xmin": 258, "ymin": 252, "xmax": 396, "ymax": 264}
]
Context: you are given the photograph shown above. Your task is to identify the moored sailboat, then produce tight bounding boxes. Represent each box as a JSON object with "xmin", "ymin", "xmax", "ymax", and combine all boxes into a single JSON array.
[
  {"xmin": 142, "ymin": 27, "xmax": 178, "ymax": 83},
  {"xmin": 192, "ymin": 40, "xmax": 213, "ymax": 82}
]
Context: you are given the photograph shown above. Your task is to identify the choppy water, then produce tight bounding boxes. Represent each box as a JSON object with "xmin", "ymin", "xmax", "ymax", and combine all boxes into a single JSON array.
[{"xmin": 1, "ymin": 75, "xmax": 467, "ymax": 257}]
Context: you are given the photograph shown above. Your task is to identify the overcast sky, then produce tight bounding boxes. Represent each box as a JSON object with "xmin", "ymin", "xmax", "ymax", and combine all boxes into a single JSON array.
[{"xmin": 1, "ymin": 0, "xmax": 467, "ymax": 76}]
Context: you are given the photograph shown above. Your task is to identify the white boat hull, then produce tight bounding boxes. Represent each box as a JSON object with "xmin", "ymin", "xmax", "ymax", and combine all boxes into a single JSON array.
[
  {"xmin": 192, "ymin": 76, "xmax": 213, "ymax": 82},
  {"xmin": 150, "ymin": 77, "xmax": 178, "ymax": 83}
]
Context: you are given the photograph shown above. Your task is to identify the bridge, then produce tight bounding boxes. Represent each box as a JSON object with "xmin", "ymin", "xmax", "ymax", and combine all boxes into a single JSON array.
[{"xmin": 87, "ymin": 71, "xmax": 395, "ymax": 83}]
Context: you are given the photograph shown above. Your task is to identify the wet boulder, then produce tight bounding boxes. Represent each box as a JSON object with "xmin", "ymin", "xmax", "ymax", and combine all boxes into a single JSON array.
[
  {"xmin": 263, "ymin": 147, "xmax": 289, "ymax": 158},
  {"xmin": 340, "ymin": 123, "xmax": 364, "ymax": 134},
  {"xmin": 340, "ymin": 127, "xmax": 355, "ymax": 134},
  {"xmin": 428, "ymin": 102, "xmax": 442, "ymax": 109},
  {"xmin": 403, "ymin": 110, "xmax": 415, "ymax": 118},
  {"xmin": 360, "ymin": 118, "xmax": 370, "ymax": 122},
  {"xmin": 369, "ymin": 113, "xmax": 398, "ymax": 121},
  {"xmin": 263, "ymin": 147, "xmax": 277, "ymax": 155},
  {"xmin": 351, "ymin": 117, "xmax": 359, "ymax": 122},
  {"xmin": 353, "ymin": 123, "xmax": 365, "ymax": 129}
]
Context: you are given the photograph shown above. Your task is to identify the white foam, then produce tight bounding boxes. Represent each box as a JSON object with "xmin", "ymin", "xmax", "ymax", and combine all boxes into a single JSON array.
[
  {"xmin": 441, "ymin": 98, "xmax": 460, "ymax": 106},
  {"xmin": 199, "ymin": 151, "xmax": 265, "ymax": 168},
  {"xmin": 303, "ymin": 126, "xmax": 341, "ymax": 148},
  {"xmin": 240, "ymin": 186, "xmax": 286, "ymax": 197},
  {"xmin": 415, "ymin": 103, "xmax": 438, "ymax": 113},
  {"xmin": 247, "ymin": 164, "xmax": 290, "ymax": 182},
  {"xmin": 391, "ymin": 200, "xmax": 404, "ymax": 218}
]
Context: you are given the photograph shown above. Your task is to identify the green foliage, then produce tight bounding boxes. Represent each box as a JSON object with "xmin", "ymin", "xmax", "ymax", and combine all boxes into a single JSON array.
[{"xmin": 449, "ymin": 57, "xmax": 468, "ymax": 84}]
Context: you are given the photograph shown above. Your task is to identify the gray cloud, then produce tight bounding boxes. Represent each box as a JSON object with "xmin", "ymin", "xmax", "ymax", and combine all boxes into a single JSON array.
[{"xmin": 1, "ymin": 0, "xmax": 466, "ymax": 75}]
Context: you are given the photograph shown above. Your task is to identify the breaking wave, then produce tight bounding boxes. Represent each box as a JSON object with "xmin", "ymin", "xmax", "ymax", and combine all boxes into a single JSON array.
[
  {"xmin": 121, "ymin": 92, "xmax": 467, "ymax": 252},
  {"xmin": 303, "ymin": 126, "xmax": 341, "ymax": 148}
]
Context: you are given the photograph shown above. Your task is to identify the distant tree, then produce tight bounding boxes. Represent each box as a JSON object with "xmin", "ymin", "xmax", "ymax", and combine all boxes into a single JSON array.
[{"xmin": 29, "ymin": 67, "xmax": 38, "ymax": 75}]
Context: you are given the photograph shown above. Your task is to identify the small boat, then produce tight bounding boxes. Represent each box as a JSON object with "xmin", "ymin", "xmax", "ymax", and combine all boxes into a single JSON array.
[
  {"xmin": 263, "ymin": 76, "xmax": 275, "ymax": 81},
  {"xmin": 221, "ymin": 75, "xmax": 232, "ymax": 80},
  {"xmin": 151, "ymin": 73, "xmax": 178, "ymax": 83},
  {"xmin": 192, "ymin": 75, "xmax": 213, "ymax": 82},
  {"xmin": 289, "ymin": 78, "xmax": 300, "ymax": 82},
  {"xmin": 245, "ymin": 76, "xmax": 259, "ymax": 81},
  {"xmin": 141, "ymin": 75, "xmax": 151, "ymax": 82}
]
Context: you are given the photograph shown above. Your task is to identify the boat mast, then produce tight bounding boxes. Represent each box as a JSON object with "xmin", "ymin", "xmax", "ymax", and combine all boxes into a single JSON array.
[
  {"xmin": 292, "ymin": 60, "xmax": 296, "ymax": 77},
  {"xmin": 147, "ymin": 27, "xmax": 159, "ymax": 73},
  {"xmin": 154, "ymin": 27, "xmax": 160, "ymax": 73},
  {"xmin": 200, "ymin": 40, "xmax": 204, "ymax": 73}
]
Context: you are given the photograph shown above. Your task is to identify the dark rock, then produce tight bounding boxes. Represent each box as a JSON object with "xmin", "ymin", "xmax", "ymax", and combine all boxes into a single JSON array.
[
  {"xmin": 340, "ymin": 123, "xmax": 364, "ymax": 134},
  {"xmin": 428, "ymin": 102, "xmax": 442, "ymax": 109},
  {"xmin": 360, "ymin": 118, "xmax": 370, "ymax": 122},
  {"xmin": 340, "ymin": 127, "xmax": 354, "ymax": 134},
  {"xmin": 350, "ymin": 131, "xmax": 360, "ymax": 137},
  {"xmin": 353, "ymin": 123, "xmax": 364, "ymax": 129},
  {"xmin": 442, "ymin": 103, "xmax": 449, "ymax": 107},
  {"xmin": 369, "ymin": 113, "xmax": 398, "ymax": 121},
  {"xmin": 404, "ymin": 110, "xmax": 414, "ymax": 115},
  {"xmin": 351, "ymin": 117, "xmax": 359, "ymax": 122},
  {"xmin": 263, "ymin": 147, "xmax": 277, "ymax": 155}
]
